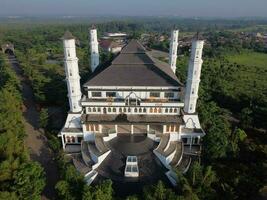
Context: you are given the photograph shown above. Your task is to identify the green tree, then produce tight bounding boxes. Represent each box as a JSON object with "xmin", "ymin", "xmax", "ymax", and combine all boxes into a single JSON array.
[
  {"xmin": 229, "ymin": 128, "xmax": 247, "ymax": 155},
  {"xmin": 176, "ymin": 162, "xmax": 217, "ymax": 200},
  {"xmin": 13, "ymin": 162, "xmax": 46, "ymax": 200},
  {"xmin": 82, "ymin": 180, "xmax": 113, "ymax": 200},
  {"xmin": 240, "ymin": 107, "xmax": 253, "ymax": 129},
  {"xmin": 55, "ymin": 180, "xmax": 75, "ymax": 200},
  {"xmin": 143, "ymin": 181, "xmax": 177, "ymax": 200},
  {"xmin": 39, "ymin": 108, "xmax": 48, "ymax": 130}
]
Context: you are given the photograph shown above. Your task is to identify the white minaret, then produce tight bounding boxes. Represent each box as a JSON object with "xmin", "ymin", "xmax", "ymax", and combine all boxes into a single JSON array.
[
  {"xmin": 184, "ymin": 34, "xmax": 204, "ymax": 114},
  {"xmin": 169, "ymin": 30, "xmax": 179, "ymax": 73},
  {"xmin": 62, "ymin": 31, "xmax": 82, "ymax": 113},
  {"xmin": 90, "ymin": 27, "xmax": 99, "ymax": 72}
]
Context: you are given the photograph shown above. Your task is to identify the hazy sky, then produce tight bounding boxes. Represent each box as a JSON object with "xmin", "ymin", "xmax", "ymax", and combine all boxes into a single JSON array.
[{"xmin": 1, "ymin": 0, "xmax": 267, "ymax": 18}]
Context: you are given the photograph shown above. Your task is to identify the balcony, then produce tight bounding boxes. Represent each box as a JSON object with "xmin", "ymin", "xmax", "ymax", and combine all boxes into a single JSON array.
[{"xmin": 81, "ymin": 97, "xmax": 183, "ymax": 107}]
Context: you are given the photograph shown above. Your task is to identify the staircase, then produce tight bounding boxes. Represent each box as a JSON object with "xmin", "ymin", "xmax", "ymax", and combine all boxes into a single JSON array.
[{"xmin": 153, "ymin": 133, "xmax": 192, "ymax": 186}]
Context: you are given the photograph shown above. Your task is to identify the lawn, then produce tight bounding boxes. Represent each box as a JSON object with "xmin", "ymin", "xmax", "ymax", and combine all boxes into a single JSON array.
[
  {"xmin": 224, "ymin": 50, "xmax": 267, "ymax": 99},
  {"xmin": 226, "ymin": 50, "xmax": 267, "ymax": 68}
]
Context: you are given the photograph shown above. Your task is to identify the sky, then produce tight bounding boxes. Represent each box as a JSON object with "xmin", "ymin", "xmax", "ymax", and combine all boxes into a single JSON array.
[{"xmin": 1, "ymin": 0, "xmax": 267, "ymax": 18}]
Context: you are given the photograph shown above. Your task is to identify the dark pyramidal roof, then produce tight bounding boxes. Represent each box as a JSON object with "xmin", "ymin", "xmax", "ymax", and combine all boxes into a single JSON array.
[
  {"xmin": 84, "ymin": 40, "xmax": 182, "ymax": 87},
  {"xmin": 62, "ymin": 31, "xmax": 75, "ymax": 40}
]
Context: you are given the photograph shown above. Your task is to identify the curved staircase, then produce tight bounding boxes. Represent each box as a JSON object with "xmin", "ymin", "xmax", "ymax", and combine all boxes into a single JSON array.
[
  {"xmin": 77, "ymin": 134, "xmax": 111, "ymax": 185},
  {"xmin": 153, "ymin": 133, "xmax": 192, "ymax": 186}
]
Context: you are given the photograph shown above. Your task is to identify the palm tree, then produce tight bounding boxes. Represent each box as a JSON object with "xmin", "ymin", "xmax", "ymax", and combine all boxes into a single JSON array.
[{"xmin": 176, "ymin": 162, "xmax": 216, "ymax": 200}]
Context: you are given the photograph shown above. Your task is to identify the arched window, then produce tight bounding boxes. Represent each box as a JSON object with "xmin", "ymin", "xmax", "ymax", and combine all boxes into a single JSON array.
[
  {"xmin": 153, "ymin": 108, "xmax": 157, "ymax": 113},
  {"xmin": 174, "ymin": 108, "xmax": 178, "ymax": 113},
  {"xmin": 93, "ymin": 107, "xmax": 96, "ymax": 112},
  {"xmin": 158, "ymin": 108, "xmax": 162, "ymax": 113},
  {"xmin": 66, "ymin": 136, "xmax": 71, "ymax": 143},
  {"xmin": 108, "ymin": 107, "xmax": 111, "ymax": 112},
  {"xmin": 128, "ymin": 107, "xmax": 131, "ymax": 113},
  {"xmin": 134, "ymin": 108, "xmax": 137, "ymax": 113},
  {"xmin": 113, "ymin": 107, "xmax": 116, "ymax": 112},
  {"xmin": 119, "ymin": 108, "xmax": 122, "ymax": 113},
  {"xmin": 150, "ymin": 108, "xmax": 153, "ymax": 113},
  {"xmin": 97, "ymin": 107, "xmax": 101, "ymax": 112},
  {"xmin": 169, "ymin": 108, "xmax": 173, "ymax": 113},
  {"xmin": 103, "ymin": 107, "xmax": 107, "ymax": 114},
  {"xmin": 139, "ymin": 108, "xmax": 142, "ymax": 113},
  {"xmin": 88, "ymin": 107, "xmax": 91, "ymax": 112},
  {"xmin": 123, "ymin": 108, "xmax": 127, "ymax": 113},
  {"xmin": 165, "ymin": 108, "xmax": 168, "ymax": 113},
  {"xmin": 143, "ymin": 108, "xmax": 147, "ymax": 112},
  {"xmin": 71, "ymin": 136, "xmax": 75, "ymax": 143}
]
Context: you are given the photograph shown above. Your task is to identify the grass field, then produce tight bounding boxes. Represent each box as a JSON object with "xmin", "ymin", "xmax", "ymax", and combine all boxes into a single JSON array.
[
  {"xmin": 226, "ymin": 50, "xmax": 267, "ymax": 68},
  {"xmin": 230, "ymin": 25, "xmax": 267, "ymax": 32},
  {"xmin": 224, "ymin": 50, "xmax": 267, "ymax": 98}
]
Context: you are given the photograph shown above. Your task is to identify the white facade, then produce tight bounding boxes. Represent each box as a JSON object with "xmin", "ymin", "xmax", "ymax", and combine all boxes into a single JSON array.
[
  {"xmin": 90, "ymin": 28, "xmax": 100, "ymax": 72},
  {"xmin": 63, "ymin": 36, "xmax": 82, "ymax": 113},
  {"xmin": 169, "ymin": 30, "xmax": 179, "ymax": 73},
  {"xmin": 184, "ymin": 39, "xmax": 204, "ymax": 114},
  {"xmin": 60, "ymin": 30, "xmax": 205, "ymax": 153}
]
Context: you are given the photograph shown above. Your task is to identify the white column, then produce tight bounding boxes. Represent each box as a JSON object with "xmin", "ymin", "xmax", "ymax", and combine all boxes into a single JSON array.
[
  {"xmin": 115, "ymin": 125, "xmax": 118, "ymax": 133},
  {"xmin": 169, "ymin": 30, "xmax": 179, "ymax": 73},
  {"xmin": 163, "ymin": 125, "xmax": 166, "ymax": 133},
  {"xmin": 131, "ymin": 125, "xmax": 134, "ymax": 134},
  {"xmin": 147, "ymin": 124, "xmax": 150, "ymax": 133},
  {"xmin": 90, "ymin": 28, "xmax": 99, "ymax": 72},
  {"xmin": 184, "ymin": 36, "xmax": 204, "ymax": 114},
  {"xmin": 63, "ymin": 31, "xmax": 82, "ymax": 113},
  {"xmin": 61, "ymin": 134, "xmax": 65, "ymax": 149}
]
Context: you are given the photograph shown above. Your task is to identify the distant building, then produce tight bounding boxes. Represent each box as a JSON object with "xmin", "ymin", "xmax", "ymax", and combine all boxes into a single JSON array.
[{"xmin": 99, "ymin": 39, "xmax": 124, "ymax": 53}]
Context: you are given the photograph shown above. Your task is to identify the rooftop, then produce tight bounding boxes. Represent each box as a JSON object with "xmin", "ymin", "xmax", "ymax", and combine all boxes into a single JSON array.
[
  {"xmin": 84, "ymin": 40, "xmax": 182, "ymax": 87},
  {"xmin": 62, "ymin": 31, "xmax": 75, "ymax": 40}
]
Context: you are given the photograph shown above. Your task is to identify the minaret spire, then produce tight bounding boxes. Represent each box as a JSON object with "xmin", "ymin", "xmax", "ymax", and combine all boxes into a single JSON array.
[
  {"xmin": 169, "ymin": 29, "xmax": 179, "ymax": 73},
  {"xmin": 89, "ymin": 26, "xmax": 99, "ymax": 72},
  {"xmin": 62, "ymin": 31, "xmax": 82, "ymax": 113},
  {"xmin": 184, "ymin": 33, "xmax": 204, "ymax": 114}
]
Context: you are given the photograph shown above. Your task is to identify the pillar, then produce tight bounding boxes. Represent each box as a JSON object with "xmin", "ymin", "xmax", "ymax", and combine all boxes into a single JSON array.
[{"xmin": 184, "ymin": 34, "xmax": 204, "ymax": 114}]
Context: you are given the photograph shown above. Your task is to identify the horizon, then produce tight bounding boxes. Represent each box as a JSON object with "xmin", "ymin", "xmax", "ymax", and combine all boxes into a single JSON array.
[{"xmin": 2, "ymin": 0, "xmax": 267, "ymax": 18}]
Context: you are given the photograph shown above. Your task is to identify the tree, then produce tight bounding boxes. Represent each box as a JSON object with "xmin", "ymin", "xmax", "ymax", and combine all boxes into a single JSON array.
[
  {"xmin": 240, "ymin": 107, "xmax": 253, "ymax": 129},
  {"xmin": 39, "ymin": 108, "xmax": 48, "ymax": 130},
  {"xmin": 13, "ymin": 162, "xmax": 46, "ymax": 200},
  {"xmin": 0, "ymin": 191, "xmax": 18, "ymax": 200},
  {"xmin": 229, "ymin": 128, "xmax": 247, "ymax": 155},
  {"xmin": 55, "ymin": 180, "xmax": 75, "ymax": 200},
  {"xmin": 82, "ymin": 180, "xmax": 113, "ymax": 200},
  {"xmin": 143, "ymin": 181, "xmax": 177, "ymax": 200},
  {"xmin": 176, "ymin": 162, "xmax": 217, "ymax": 200}
]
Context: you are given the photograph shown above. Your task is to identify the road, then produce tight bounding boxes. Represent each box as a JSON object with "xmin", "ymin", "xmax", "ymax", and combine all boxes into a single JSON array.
[{"xmin": 8, "ymin": 55, "xmax": 59, "ymax": 200}]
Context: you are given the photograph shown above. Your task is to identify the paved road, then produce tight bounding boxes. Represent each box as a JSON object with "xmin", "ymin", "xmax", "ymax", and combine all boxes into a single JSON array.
[{"xmin": 8, "ymin": 55, "xmax": 59, "ymax": 200}]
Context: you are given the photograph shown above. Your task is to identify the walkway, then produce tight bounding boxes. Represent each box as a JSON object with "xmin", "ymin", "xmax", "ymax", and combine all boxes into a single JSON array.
[{"xmin": 8, "ymin": 54, "xmax": 59, "ymax": 200}]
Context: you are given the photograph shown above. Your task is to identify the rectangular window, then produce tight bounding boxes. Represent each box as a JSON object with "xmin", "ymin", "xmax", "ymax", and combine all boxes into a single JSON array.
[
  {"xmin": 150, "ymin": 92, "xmax": 160, "ymax": 98},
  {"xmin": 164, "ymin": 92, "xmax": 174, "ymax": 98},
  {"xmin": 106, "ymin": 92, "xmax": 116, "ymax": 97},
  {"xmin": 77, "ymin": 136, "xmax": 82, "ymax": 143},
  {"xmin": 92, "ymin": 92, "xmax": 102, "ymax": 97}
]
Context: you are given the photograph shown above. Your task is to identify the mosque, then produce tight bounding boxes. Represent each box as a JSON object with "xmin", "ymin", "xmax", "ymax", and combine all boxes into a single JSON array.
[{"xmin": 59, "ymin": 27, "xmax": 205, "ymax": 185}]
